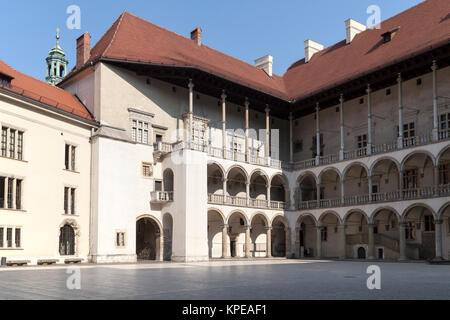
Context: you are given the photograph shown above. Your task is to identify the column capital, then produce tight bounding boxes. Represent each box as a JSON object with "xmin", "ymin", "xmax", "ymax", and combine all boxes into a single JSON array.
[
  {"xmin": 245, "ymin": 97, "xmax": 250, "ymax": 108},
  {"xmin": 221, "ymin": 224, "xmax": 229, "ymax": 229},
  {"xmin": 315, "ymin": 102, "xmax": 320, "ymax": 111},
  {"xmin": 397, "ymin": 73, "xmax": 402, "ymax": 83},
  {"xmin": 221, "ymin": 90, "xmax": 227, "ymax": 101},
  {"xmin": 265, "ymin": 105, "xmax": 270, "ymax": 114},
  {"xmin": 339, "ymin": 94, "xmax": 344, "ymax": 104},
  {"xmin": 366, "ymin": 84, "xmax": 371, "ymax": 94},
  {"xmin": 188, "ymin": 79, "xmax": 194, "ymax": 90},
  {"xmin": 265, "ymin": 226, "xmax": 272, "ymax": 231},
  {"xmin": 431, "ymin": 60, "xmax": 438, "ymax": 71},
  {"xmin": 245, "ymin": 225, "xmax": 252, "ymax": 230}
]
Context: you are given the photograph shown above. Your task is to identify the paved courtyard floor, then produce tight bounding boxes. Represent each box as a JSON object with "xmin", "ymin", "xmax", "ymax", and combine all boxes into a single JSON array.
[{"xmin": 0, "ymin": 259, "xmax": 449, "ymax": 300}]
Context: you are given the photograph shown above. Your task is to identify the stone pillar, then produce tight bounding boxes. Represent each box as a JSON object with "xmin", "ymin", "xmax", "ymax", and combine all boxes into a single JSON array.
[
  {"xmin": 316, "ymin": 182, "xmax": 321, "ymax": 204},
  {"xmin": 266, "ymin": 184, "xmax": 271, "ymax": 204},
  {"xmin": 435, "ymin": 219, "xmax": 443, "ymax": 260},
  {"xmin": 221, "ymin": 90, "xmax": 227, "ymax": 155},
  {"xmin": 316, "ymin": 226, "xmax": 322, "ymax": 259},
  {"xmin": 222, "ymin": 224, "xmax": 229, "ymax": 259},
  {"xmin": 188, "ymin": 79, "xmax": 194, "ymax": 147},
  {"xmin": 265, "ymin": 106, "xmax": 271, "ymax": 158},
  {"xmin": 339, "ymin": 94, "xmax": 345, "ymax": 161},
  {"xmin": 285, "ymin": 226, "xmax": 291, "ymax": 258},
  {"xmin": 266, "ymin": 227, "xmax": 272, "ymax": 258},
  {"xmin": 246, "ymin": 182, "xmax": 250, "ymax": 207},
  {"xmin": 295, "ymin": 226, "xmax": 301, "ymax": 258},
  {"xmin": 245, "ymin": 225, "xmax": 251, "ymax": 258},
  {"xmin": 432, "ymin": 61, "xmax": 439, "ymax": 141},
  {"xmin": 340, "ymin": 223, "xmax": 347, "ymax": 259},
  {"xmin": 159, "ymin": 234, "xmax": 164, "ymax": 261},
  {"xmin": 223, "ymin": 178, "xmax": 227, "ymax": 199},
  {"xmin": 289, "ymin": 112, "xmax": 294, "ymax": 163},
  {"xmin": 367, "ymin": 84, "xmax": 373, "ymax": 155},
  {"xmin": 399, "ymin": 222, "xmax": 407, "ymax": 261},
  {"xmin": 397, "ymin": 73, "xmax": 404, "ymax": 149},
  {"xmin": 368, "ymin": 223, "xmax": 375, "ymax": 260},
  {"xmin": 315, "ymin": 102, "xmax": 321, "ymax": 162},
  {"xmin": 341, "ymin": 178, "xmax": 345, "ymax": 205},
  {"xmin": 245, "ymin": 98, "xmax": 250, "ymax": 162},
  {"xmin": 368, "ymin": 175, "xmax": 373, "ymax": 202}
]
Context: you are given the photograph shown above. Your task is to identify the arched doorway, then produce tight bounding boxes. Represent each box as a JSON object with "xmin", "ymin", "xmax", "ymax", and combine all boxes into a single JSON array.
[
  {"xmin": 208, "ymin": 210, "xmax": 225, "ymax": 258},
  {"xmin": 271, "ymin": 216, "xmax": 287, "ymax": 257},
  {"xmin": 357, "ymin": 247, "xmax": 366, "ymax": 259},
  {"xmin": 250, "ymin": 214, "xmax": 269, "ymax": 257},
  {"xmin": 319, "ymin": 212, "xmax": 341, "ymax": 258},
  {"xmin": 227, "ymin": 212, "xmax": 248, "ymax": 258},
  {"xmin": 297, "ymin": 215, "xmax": 317, "ymax": 258},
  {"xmin": 343, "ymin": 164, "xmax": 369, "ymax": 205},
  {"xmin": 372, "ymin": 208, "xmax": 400, "ymax": 260},
  {"xmin": 403, "ymin": 205, "xmax": 436, "ymax": 260},
  {"xmin": 345, "ymin": 211, "xmax": 369, "ymax": 259},
  {"xmin": 59, "ymin": 225, "xmax": 75, "ymax": 256},
  {"xmin": 136, "ymin": 217, "xmax": 162, "ymax": 261}
]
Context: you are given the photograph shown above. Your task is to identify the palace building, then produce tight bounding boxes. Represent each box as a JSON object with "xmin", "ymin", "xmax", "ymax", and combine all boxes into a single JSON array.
[{"xmin": 1, "ymin": 0, "xmax": 449, "ymax": 264}]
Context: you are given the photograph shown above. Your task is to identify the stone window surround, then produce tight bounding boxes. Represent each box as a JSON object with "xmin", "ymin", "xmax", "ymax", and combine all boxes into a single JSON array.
[
  {"xmin": 0, "ymin": 225, "xmax": 23, "ymax": 250},
  {"xmin": 0, "ymin": 122, "xmax": 27, "ymax": 161}
]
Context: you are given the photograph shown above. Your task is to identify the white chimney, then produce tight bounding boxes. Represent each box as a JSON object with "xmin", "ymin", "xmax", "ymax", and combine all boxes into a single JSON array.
[
  {"xmin": 304, "ymin": 40, "xmax": 324, "ymax": 63},
  {"xmin": 254, "ymin": 55, "xmax": 273, "ymax": 77},
  {"xmin": 345, "ymin": 19, "xmax": 367, "ymax": 44}
]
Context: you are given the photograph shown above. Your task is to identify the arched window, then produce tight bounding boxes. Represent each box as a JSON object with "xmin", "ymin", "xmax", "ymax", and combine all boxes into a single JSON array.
[{"xmin": 60, "ymin": 225, "xmax": 75, "ymax": 256}]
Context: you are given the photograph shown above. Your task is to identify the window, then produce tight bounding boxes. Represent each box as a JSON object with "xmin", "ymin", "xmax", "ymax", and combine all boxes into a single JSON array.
[
  {"xmin": 0, "ymin": 177, "xmax": 4, "ymax": 209},
  {"xmin": 440, "ymin": 112, "xmax": 450, "ymax": 134},
  {"xmin": 6, "ymin": 228, "xmax": 12, "ymax": 248},
  {"xmin": 405, "ymin": 222, "xmax": 415, "ymax": 240},
  {"xmin": 15, "ymin": 228, "xmax": 21, "ymax": 248},
  {"xmin": 71, "ymin": 188, "xmax": 76, "ymax": 215},
  {"xmin": 1, "ymin": 127, "xmax": 7, "ymax": 157},
  {"xmin": 64, "ymin": 144, "xmax": 76, "ymax": 171},
  {"xmin": 131, "ymin": 120, "xmax": 149, "ymax": 144},
  {"xmin": 155, "ymin": 134, "xmax": 163, "ymax": 143},
  {"xmin": 403, "ymin": 122, "xmax": 415, "ymax": 138},
  {"xmin": 17, "ymin": 132, "xmax": 23, "ymax": 160},
  {"xmin": 116, "ymin": 232, "xmax": 126, "ymax": 248},
  {"xmin": 404, "ymin": 169, "xmax": 418, "ymax": 189},
  {"xmin": 0, "ymin": 228, "xmax": 3, "ymax": 248},
  {"xmin": 64, "ymin": 187, "xmax": 76, "ymax": 215},
  {"xmin": 311, "ymin": 134, "xmax": 324, "ymax": 157},
  {"xmin": 15, "ymin": 180, "xmax": 22, "ymax": 210},
  {"xmin": 64, "ymin": 187, "xmax": 69, "ymax": 214},
  {"xmin": 0, "ymin": 127, "xmax": 24, "ymax": 160},
  {"xmin": 357, "ymin": 134, "xmax": 367, "ymax": 149},
  {"xmin": 424, "ymin": 215, "xmax": 435, "ymax": 232},
  {"xmin": 7, "ymin": 178, "xmax": 13, "ymax": 209},
  {"xmin": 142, "ymin": 163, "xmax": 153, "ymax": 177},
  {"xmin": 321, "ymin": 227, "xmax": 328, "ymax": 242},
  {"xmin": 9, "ymin": 129, "xmax": 15, "ymax": 159},
  {"xmin": 154, "ymin": 180, "xmax": 163, "ymax": 192},
  {"xmin": 440, "ymin": 163, "xmax": 450, "ymax": 185}
]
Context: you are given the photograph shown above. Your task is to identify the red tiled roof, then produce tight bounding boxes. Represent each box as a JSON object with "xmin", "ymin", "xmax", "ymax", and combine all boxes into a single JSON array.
[
  {"xmin": 0, "ymin": 59, "xmax": 93, "ymax": 121},
  {"xmin": 64, "ymin": 0, "xmax": 450, "ymax": 103}
]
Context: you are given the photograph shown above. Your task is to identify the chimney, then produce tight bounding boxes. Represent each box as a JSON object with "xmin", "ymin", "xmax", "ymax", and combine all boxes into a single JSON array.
[
  {"xmin": 304, "ymin": 40, "xmax": 324, "ymax": 63},
  {"xmin": 254, "ymin": 55, "xmax": 273, "ymax": 77},
  {"xmin": 345, "ymin": 19, "xmax": 367, "ymax": 44},
  {"xmin": 191, "ymin": 27, "xmax": 202, "ymax": 46},
  {"xmin": 76, "ymin": 32, "xmax": 91, "ymax": 68}
]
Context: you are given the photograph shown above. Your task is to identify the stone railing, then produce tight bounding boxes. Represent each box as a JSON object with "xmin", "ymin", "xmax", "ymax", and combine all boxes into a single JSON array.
[
  {"xmin": 150, "ymin": 191, "xmax": 174, "ymax": 203},
  {"xmin": 344, "ymin": 147, "xmax": 368, "ymax": 160},
  {"xmin": 371, "ymin": 141, "xmax": 398, "ymax": 154},
  {"xmin": 319, "ymin": 154, "xmax": 339, "ymax": 166},
  {"xmin": 439, "ymin": 130, "xmax": 450, "ymax": 141},
  {"xmin": 402, "ymin": 134, "xmax": 432, "ymax": 148},
  {"xmin": 208, "ymin": 193, "xmax": 285, "ymax": 210}
]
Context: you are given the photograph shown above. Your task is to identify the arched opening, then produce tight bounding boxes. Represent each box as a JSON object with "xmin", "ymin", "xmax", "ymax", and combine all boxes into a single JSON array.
[
  {"xmin": 438, "ymin": 148, "xmax": 450, "ymax": 186},
  {"xmin": 403, "ymin": 205, "xmax": 436, "ymax": 260},
  {"xmin": 298, "ymin": 173, "xmax": 317, "ymax": 208},
  {"xmin": 227, "ymin": 212, "xmax": 247, "ymax": 258},
  {"xmin": 227, "ymin": 167, "xmax": 247, "ymax": 201},
  {"xmin": 59, "ymin": 225, "xmax": 75, "ymax": 256},
  {"xmin": 59, "ymin": 65, "xmax": 65, "ymax": 78},
  {"xmin": 345, "ymin": 211, "xmax": 369, "ymax": 259},
  {"xmin": 207, "ymin": 163, "xmax": 224, "ymax": 195},
  {"xmin": 250, "ymin": 214, "xmax": 269, "ymax": 257},
  {"xmin": 163, "ymin": 169, "xmax": 174, "ymax": 193},
  {"xmin": 402, "ymin": 153, "xmax": 434, "ymax": 198},
  {"xmin": 371, "ymin": 159, "xmax": 400, "ymax": 200},
  {"xmin": 162, "ymin": 213, "xmax": 173, "ymax": 261},
  {"xmin": 297, "ymin": 215, "xmax": 317, "ymax": 258},
  {"xmin": 319, "ymin": 212, "xmax": 341, "ymax": 258},
  {"xmin": 319, "ymin": 169, "xmax": 341, "ymax": 207},
  {"xmin": 344, "ymin": 164, "xmax": 369, "ymax": 205},
  {"xmin": 250, "ymin": 171, "xmax": 268, "ymax": 207},
  {"xmin": 441, "ymin": 203, "xmax": 450, "ymax": 260},
  {"xmin": 136, "ymin": 217, "xmax": 162, "ymax": 261},
  {"xmin": 271, "ymin": 216, "xmax": 287, "ymax": 257},
  {"xmin": 208, "ymin": 210, "xmax": 225, "ymax": 258},
  {"xmin": 271, "ymin": 174, "xmax": 288, "ymax": 207},
  {"xmin": 372, "ymin": 209, "xmax": 400, "ymax": 260}
]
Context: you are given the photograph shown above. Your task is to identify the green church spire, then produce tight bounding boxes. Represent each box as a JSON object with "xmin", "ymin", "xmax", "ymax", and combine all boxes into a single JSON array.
[{"xmin": 46, "ymin": 28, "xmax": 68, "ymax": 86}]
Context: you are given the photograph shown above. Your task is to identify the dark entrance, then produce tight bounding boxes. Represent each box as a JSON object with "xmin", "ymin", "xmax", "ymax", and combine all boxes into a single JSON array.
[
  {"xmin": 230, "ymin": 240, "xmax": 237, "ymax": 258},
  {"xmin": 60, "ymin": 225, "xmax": 75, "ymax": 256},
  {"xmin": 136, "ymin": 218, "xmax": 160, "ymax": 260},
  {"xmin": 357, "ymin": 247, "xmax": 366, "ymax": 259}
]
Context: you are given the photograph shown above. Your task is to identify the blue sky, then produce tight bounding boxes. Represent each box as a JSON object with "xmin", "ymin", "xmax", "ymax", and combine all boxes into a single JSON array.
[{"xmin": 0, "ymin": 0, "xmax": 423, "ymax": 80}]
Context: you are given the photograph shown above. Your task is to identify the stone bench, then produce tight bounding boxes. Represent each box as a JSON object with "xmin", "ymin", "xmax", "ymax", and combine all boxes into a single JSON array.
[
  {"xmin": 6, "ymin": 260, "xmax": 30, "ymax": 267},
  {"xmin": 64, "ymin": 258, "xmax": 83, "ymax": 264},
  {"xmin": 37, "ymin": 259, "xmax": 59, "ymax": 266}
]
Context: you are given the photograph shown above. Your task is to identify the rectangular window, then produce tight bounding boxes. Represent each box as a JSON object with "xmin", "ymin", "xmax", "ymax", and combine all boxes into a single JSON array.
[
  {"xmin": 7, "ymin": 178, "xmax": 13, "ymax": 209},
  {"xmin": 17, "ymin": 131, "xmax": 23, "ymax": 160},
  {"xmin": 404, "ymin": 169, "xmax": 418, "ymax": 189},
  {"xmin": 440, "ymin": 112, "xmax": 450, "ymax": 133},
  {"xmin": 65, "ymin": 144, "xmax": 76, "ymax": 171},
  {"xmin": 14, "ymin": 228, "xmax": 21, "ymax": 248},
  {"xmin": 321, "ymin": 227, "xmax": 328, "ymax": 242},
  {"xmin": 116, "ymin": 232, "xmax": 126, "ymax": 247},
  {"xmin": 311, "ymin": 134, "xmax": 324, "ymax": 157},
  {"xmin": 357, "ymin": 134, "xmax": 367, "ymax": 149},
  {"xmin": 71, "ymin": 146, "xmax": 76, "ymax": 171},
  {"xmin": 131, "ymin": 120, "xmax": 149, "ymax": 145},
  {"xmin": 440, "ymin": 163, "xmax": 450, "ymax": 185},
  {"xmin": 0, "ymin": 228, "xmax": 3, "ymax": 248},
  {"xmin": 142, "ymin": 163, "xmax": 153, "ymax": 177},
  {"xmin": 6, "ymin": 228, "xmax": 12, "ymax": 248},
  {"xmin": 15, "ymin": 180, "xmax": 22, "ymax": 210},
  {"xmin": 71, "ymin": 188, "xmax": 76, "ymax": 215},
  {"xmin": 155, "ymin": 134, "xmax": 163, "ymax": 143},
  {"xmin": 64, "ymin": 187, "xmax": 69, "ymax": 214},
  {"xmin": 154, "ymin": 180, "xmax": 163, "ymax": 192},
  {"xmin": 9, "ymin": 129, "xmax": 15, "ymax": 158},
  {"xmin": 0, "ymin": 177, "xmax": 4, "ymax": 209},
  {"xmin": 65, "ymin": 144, "xmax": 70, "ymax": 170},
  {"xmin": 403, "ymin": 122, "xmax": 415, "ymax": 138},
  {"xmin": 424, "ymin": 215, "xmax": 435, "ymax": 232},
  {"xmin": 1, "ymin": 127, "xmax": 7, "ymax": 157}
]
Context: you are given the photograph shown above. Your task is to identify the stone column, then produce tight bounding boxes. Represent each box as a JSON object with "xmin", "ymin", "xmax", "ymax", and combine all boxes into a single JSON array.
[
  {"xmin": 221, "ymin": 90, "xmax": 227, "ymax": 156},
  {"xmin": 289, "ymin": 112, "xmax": 294, "ymax": 163},
  {"xmin": 367, "ymin": 84, "xmax": 373, "ymax": 155},
  {"xmin": 368, "ymin": 175, "xmax": 373, "ymax": 202},
  {"xmin": 435, "ymin": 219, "xmax": 443, "ymax": 260},
  {"xmin": 245, "ymin": 98, "xmax": 250, "ymax": 162},
  {"xmin": 399, "ymin": 222, "xmax": 407, "ymax": 261},
  {"xmin": 265, "ymin": 106, "xmax": 271, "ymax": 159},
  {"xmin": 397, "ymin": 73, "xmax": 404, "ymax": 149},
  {"xmin": 285, "ymin": 226, "xmax": 291, "ymax": 258},
  {"xmin": 245, "ymin": 225, "xmax": 251, "ymax": 258},
  {"xmin": 368, "ymin": 223, "xmax": 375, "ymax": 260},
  {"xmin": 341, "ymin": 178, "xmax": 345, "ymax": 206},
  {"xmin": 246, "ymin": 182, "xmax": 250, "ymax": 207},
  {"xmin": 222, "ymin": 224, "xmax": 229, "ymax": 259},
  {"xmin": 316, "ymin": 182, "xmax": 321, "ymax": 205},
  {"xmin": 339, "ymin": 94, "xmax": 345, "ymax": 160},
  {"xmin": 222, "ymin": 178, "xmax": 227, "ymax": 200},
  {"xmin": 432, "ymin": 61, "xmax": 439, "ymax": 141},
  {"xmin": 316, "ymin": 226, "xmax": 322, "ymax": 259},
  {"xmin": 159, "ymin": 234, "xmax": 164, "ymax": 261},
  {"xmin": 266, "ymin": 184, "xmax": 271, "ymax": 204},
  {"xmin": 295, "ymin": 226, "xmax": 301, "ymax": 258},
  {"xmin": 266, "ymin": 227, "xmax": 272, "ymax": 258},
  {"xmin": 315, "ymin": 102, "xmax": 321, "ymax": 162},
  {"xmin": 340, "ymin": 223, "xmax": 347, "ymax": 259},
  {"xmin": 188, "ymin": 79, "xmax": 194, "ymax": 147}
]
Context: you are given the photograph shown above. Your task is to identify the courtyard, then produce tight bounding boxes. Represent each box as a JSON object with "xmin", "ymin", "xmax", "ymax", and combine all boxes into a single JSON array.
[{"xmin": 0, "ymin": 259, "xmax": 449, "ymax": 300}]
